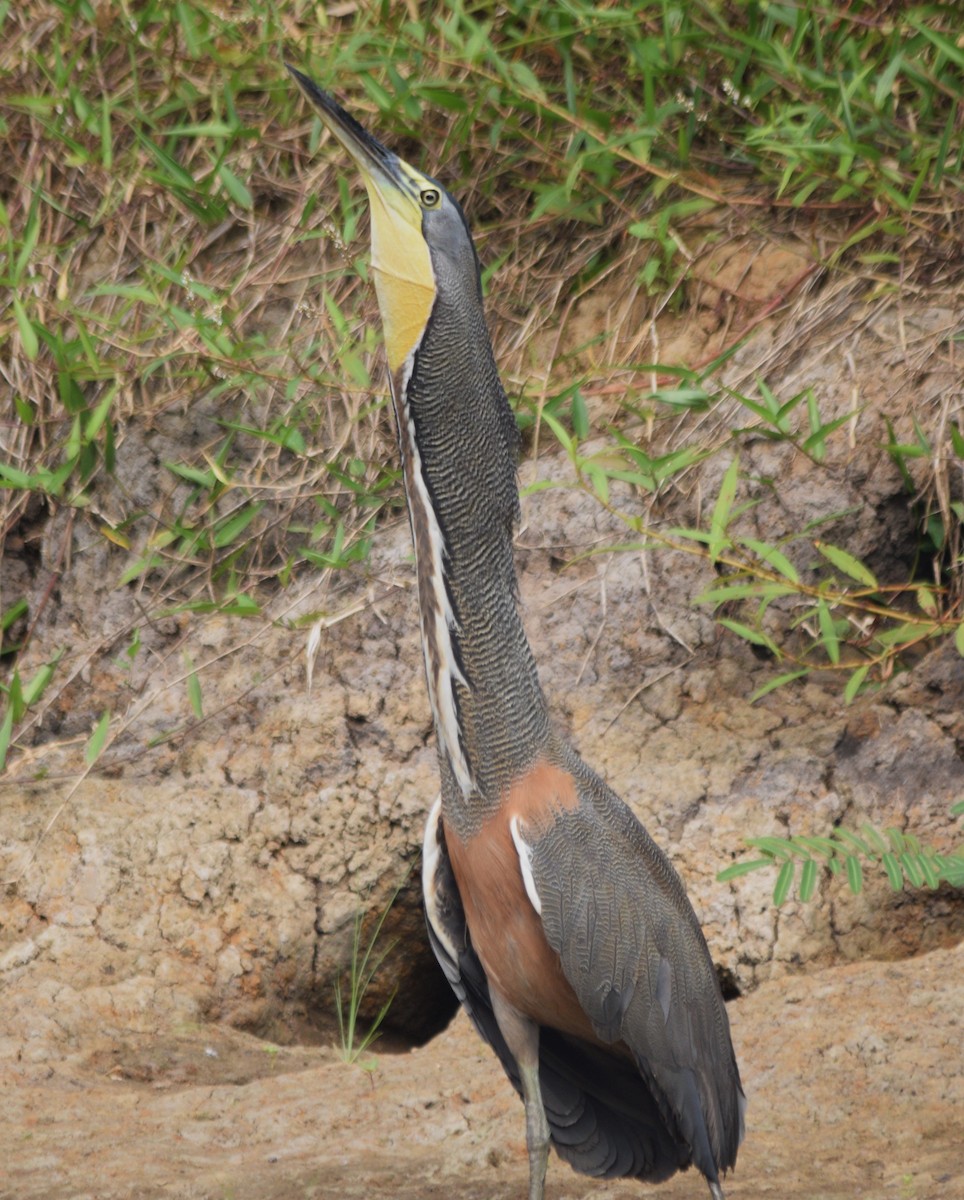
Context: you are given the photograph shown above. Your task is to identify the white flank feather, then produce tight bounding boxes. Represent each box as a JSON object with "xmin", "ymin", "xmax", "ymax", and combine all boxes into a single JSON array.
[{"xmin": 510, "ymin": 815, "xmax": 542, "ymax": 915}]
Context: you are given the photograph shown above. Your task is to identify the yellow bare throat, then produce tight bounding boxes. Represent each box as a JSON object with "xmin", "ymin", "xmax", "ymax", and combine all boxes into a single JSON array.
[{"xmin": 364, "ymin": 181, "xmax": 436, "ymax": 373}]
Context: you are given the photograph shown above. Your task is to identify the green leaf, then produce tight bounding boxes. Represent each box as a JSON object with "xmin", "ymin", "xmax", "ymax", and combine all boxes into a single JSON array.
[
  {"xmin": 164, "ymin": 460, "xmax": 216, "ymax": 487},
  {"xmin": 508, "ymin": 61, "xmax": 547, "ymax": 101},
  {"xmin": 717, "ymin": 858, "xmax": 774, "ymax": 882},
  {"xmin": 843, "ymin": 663, "xmax": 871, "ymax": 704},
  {"xmin": 1, "ymin": 598, "xmax": 28, "ymax": 632},
  {"xmin": 815, "ymin": 541, "xmax": 878, "ymax": 588},
  {"xmin": 749, "ymin": 670, "xmax": 807, "ymax": 702},
  {"xmin": 220, "ymin": 593, "xmax": 261, "ymax": 616},
  {"xmin": 845, "ymin": 854, "xmax": 863, "ymax": 894},
  {"xmin": 135, "ymin": 129, "xmax": 198, "ymax": 191},
  {"xmin": 881, "ymin": 851, "xmax": 903, "ymax": 890},
  {"xmin": 213, "ymin": 503, "xmax": 261, "ymax": 549},
  {"xmin": 918, "ymin": 853, "xmax": 939, "ymax": 889},
  {"xmin": 187, "ymin": 668, "xmax": 204, "ymax": 720},
  {"xmin": 23, "ymin": 662, "xmax": 56, "ymax": 707},
  {"xmin": 697, "ymin": 582, "xmax": 796, "ymax": 605},
  {"xmin": 900, "ymin": 851, "xmax": 923, "ymax": 888},
  {"xmin": 0, "ymin": 705, "xmax": 13, "ymax": 772},
  {"xmin": 936, "ymin": 853, "xmax": 964, "ymax": 886},
  {"xmin": 791, "ymin": 836, "xmax": 834, "ymax": 859},
  {"xmin": 799, "ymin": 857, "xmax": 818, "ymax": 901},
  {"xmin": 13, "ymin": 296, "xmax": 39, "ymax": 359},
  {"xmin": 817, "ymin": 599, "xmax": 840, "ymax": 664},
  {"xmin": 540, "ymin": 410, "xmax": 575, "ymax": 459},
  {"xmin": 833, "ymin": 828, "xmax": 872, "ymax": 857},
  {"xmin": 738, "ymin": 537, "xmax": 799, "ymax": 583},
  {"xmin": 85, "ymin": 709, "xmax": 111, "ymax": 764},
  {"xmin": 747, "ymin": 835, "xmax": 797, "ymax": 860},
  {"xmin": 718, "ymin": 618, "xmax": 778, "ymax": 655},
  {"xmin": 861, "ymin": 823, "xmax": 888, "ymax": 855},
  {"xmin": 709, "ymin": 457, "xmax": 740, "ymax": 562},
  {"xmin": 218, "ymin": 163, "xmax": 253, "ymax": 209},
  {"xmin": 0, "ymin": 462, "xmax": 35, "ymax": 488},
  {"xmin": 773, "ymin": 859, "xmax": 794, "ymax": 905},
  {"xmin": 655, "ymin": 387, "xmax": 712, "ymax": 411},
  {"xmin": 117, "ymin": 553, "xmax": 164, "ymax": 587},
  {"xmin": 955, "ymin": 622, "xmax": 964, "ymax": 657},
  {"xmin": 570, "ymin": 389, "xmax": 589, "ymax": 440}
]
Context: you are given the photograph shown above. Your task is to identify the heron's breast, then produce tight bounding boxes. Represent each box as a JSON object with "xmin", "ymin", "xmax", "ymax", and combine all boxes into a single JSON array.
[{"xmin": 443, "ymin": 758, "xmax": 593, "ymax": 1039}]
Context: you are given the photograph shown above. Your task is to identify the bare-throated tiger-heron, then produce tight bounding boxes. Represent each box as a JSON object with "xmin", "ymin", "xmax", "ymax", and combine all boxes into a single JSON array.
[{"xmin": 288, "ymin": 66, "xmax": 745, "ymax": 1200}]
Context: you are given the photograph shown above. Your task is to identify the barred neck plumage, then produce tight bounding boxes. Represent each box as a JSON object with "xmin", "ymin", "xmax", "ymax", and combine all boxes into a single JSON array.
[{"xmin": 391, "ymin": 270, "xmax": 550, "ymax": 824}]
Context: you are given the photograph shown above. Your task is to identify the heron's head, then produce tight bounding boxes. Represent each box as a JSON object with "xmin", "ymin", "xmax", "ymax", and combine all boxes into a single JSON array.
[{"xmin": 288, "ymin": 66, "xmax": 479, "ymax": 374}]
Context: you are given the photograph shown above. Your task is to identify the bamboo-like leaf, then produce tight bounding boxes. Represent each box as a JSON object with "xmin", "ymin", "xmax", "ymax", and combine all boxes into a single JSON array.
[
  {"xmin": 814, "ymin": 541, "xmax": 878, "ymax": 588},
  {"xmin": 570, "ymin": 389, "xmax": 589, "ymax": 440},
  {"xmin": 739, "ymin": 536, "xmax": 800, "ymax": 582},
  {"xmin": 709, "ymin": 457, "xmax": 740, "ymax": 562},
  {"xmin": 218, "ymin": 163, "xmax": 253, "ymax": 209},
  {"xmin": 23, "ymin": 661, "xmax": 58, "ymax": 708},
  {"xmin": 0, "ymin": 706, "xmax": 13, "ymax": 773},
  {"xmin": 667, "ymin": 527, "xmax": 713, "ymax": 545},
  {"xmin": 801, "ymin": 410, "xmax": 859, "ymax": 458},
  {"xmin": 508, "ymin": 60, "xmax": 547, "ymax": 101},
  {"xmin": 698, "ymin": 582, "xmax": 796, "ymax": 605},
  {"xmin": 187, "ymin": 666, "xmax": 204, "ymax": 719},
  {"xmin": 540, "ymin": 410, "xmax": 575, "ymax": 459},
  {"xmin": 13, "ymin": 297, "xmax": 39, "ymax": 359},
  {"xmin": 213, "ymin": 503, "xmax": 261, "ymax": 549},
  {"xmin": 718, "ymin": 618, "xmax": 778, "ymax": 655},
  {"xmin": 843, "ymin": 664, "xmax": 870, "ymax": 704},
  {"xmin": 749, "ymin": 669, "xmax": 808, "ymax": 702},
  {"xmin": 817, "ymin": 599, "xmax": 840, "ymax": 664},
  {"xmin": 85, "ymin": 709, "xmax": 111, "ymax": 764}
]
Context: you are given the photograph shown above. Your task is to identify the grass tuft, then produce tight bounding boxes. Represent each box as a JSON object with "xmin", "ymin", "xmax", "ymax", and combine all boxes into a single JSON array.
[{"xmin": 2, "ymin": 0, "xmax": 962, "ymax": 769}]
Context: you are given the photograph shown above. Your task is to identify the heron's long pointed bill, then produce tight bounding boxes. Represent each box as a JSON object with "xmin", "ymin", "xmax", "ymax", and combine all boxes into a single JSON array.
[{"xmin": 288, "ymin": 65, "xmax": 436, "ymax": 372}]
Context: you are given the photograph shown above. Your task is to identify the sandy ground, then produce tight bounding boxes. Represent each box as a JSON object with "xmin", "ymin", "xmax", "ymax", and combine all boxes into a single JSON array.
[{"xmin": 5, "ymin": 940, "xmax": 960, "ymax": 1200}]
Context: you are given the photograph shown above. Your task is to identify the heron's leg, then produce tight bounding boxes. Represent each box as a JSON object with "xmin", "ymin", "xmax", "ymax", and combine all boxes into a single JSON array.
[
  {"xmin": 708, "ymin": 1181, "xmax": 726, "ymax": 1200},
  {"xmin": 490, "ymin": 990, "xmax": 550, "ymax": 1200}
]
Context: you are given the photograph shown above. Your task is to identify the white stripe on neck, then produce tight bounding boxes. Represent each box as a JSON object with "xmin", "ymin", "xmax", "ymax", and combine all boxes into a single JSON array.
[{"xmin": 394, "ymin": 358, "xmax": 473, "ymax": 797}]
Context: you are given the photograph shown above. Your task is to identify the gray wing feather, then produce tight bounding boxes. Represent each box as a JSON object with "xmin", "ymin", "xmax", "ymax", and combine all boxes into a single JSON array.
[{"xmin": 526, "ymin": 745, "xmax": 745, "ymax": 1184}]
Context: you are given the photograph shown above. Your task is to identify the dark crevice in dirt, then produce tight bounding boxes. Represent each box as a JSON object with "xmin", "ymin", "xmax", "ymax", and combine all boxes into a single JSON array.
[{"xmin": 716, "ymin": 963, "xmax": 742, "ymax": 1001}]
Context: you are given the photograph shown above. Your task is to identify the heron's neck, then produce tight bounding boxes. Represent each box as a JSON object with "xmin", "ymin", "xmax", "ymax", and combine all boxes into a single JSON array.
[{"xmin": 391, "ymin": 299, "xmax": 550, "ymax": 816}]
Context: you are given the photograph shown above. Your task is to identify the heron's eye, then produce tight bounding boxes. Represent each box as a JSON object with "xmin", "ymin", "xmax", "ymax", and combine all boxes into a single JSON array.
[{"xmin": 420, "ymin": 187, "xmax": 441, "ymax": 208}]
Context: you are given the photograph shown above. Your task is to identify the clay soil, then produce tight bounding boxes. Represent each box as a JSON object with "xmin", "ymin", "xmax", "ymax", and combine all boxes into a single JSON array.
[{"xmin": 7, "ymin": 944, "xmax": 962, "ymax": 1200}]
